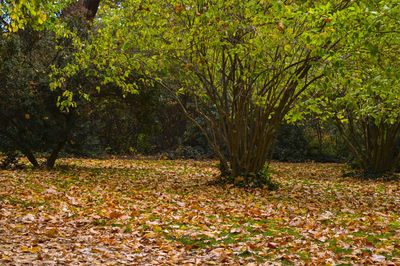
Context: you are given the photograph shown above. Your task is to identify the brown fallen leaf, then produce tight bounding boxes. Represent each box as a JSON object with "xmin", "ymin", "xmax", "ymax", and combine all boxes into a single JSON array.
[
  {"xmin": 109, "ymin": 211, "xmax": 123, "ymax": 219},
  {"xmin": 44, "ymin": 228, "xmax": 59, "ymax": 238}
]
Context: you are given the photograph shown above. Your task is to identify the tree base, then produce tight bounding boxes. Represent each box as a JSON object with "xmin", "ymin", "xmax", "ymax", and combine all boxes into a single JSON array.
[
  {"xmin": 212, "ymin": 166, "xmax": 280, "ymax": 190},
  {"xmin": 343, "ymin": 170, "xmax": 399, "ymax": 181}
]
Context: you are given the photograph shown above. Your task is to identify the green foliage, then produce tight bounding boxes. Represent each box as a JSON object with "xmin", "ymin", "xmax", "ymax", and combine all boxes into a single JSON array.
[
  {"xmin": 52, "ymin": 0, "xmax": 359, "ymax": 187},
  {"xmin": 0, "ymin": 30, "xmax": 59, "ymax": 157},
  {"xmin": 300, "ymin": 0, "xmax": 400, "ymax": 175},
  {"xmin": 0, "ymin": 15, "xmax": 99, "ymax": 167},
  {"xmin": 3, "ymin": 0, "xmax": 397, "ymax": 183},
  {"xmin": 0, "ymin": 0, "xmax": 74, "ymax": 32},
  {"xmin": 91, "ymin": 82, "xmax": 162, "ymax": 155},
  {"xmin": 273, "ymin": 123, "xmax": 311, "ymax": 162},
  {"xmin": 272, "ymin": 118, "xmax": 352, "ymax": 163}
]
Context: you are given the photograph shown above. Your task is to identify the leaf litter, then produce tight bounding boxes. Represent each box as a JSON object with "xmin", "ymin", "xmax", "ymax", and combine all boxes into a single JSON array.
[{"xmin": 0, "ymin": 158, "xmax": 400, "ymax": 264}]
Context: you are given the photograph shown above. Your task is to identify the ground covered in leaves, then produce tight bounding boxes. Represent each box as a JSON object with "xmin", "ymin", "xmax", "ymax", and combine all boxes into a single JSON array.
[{"xmin": 1, "ymin": 158, "xmax": 400, "ymax": 264}]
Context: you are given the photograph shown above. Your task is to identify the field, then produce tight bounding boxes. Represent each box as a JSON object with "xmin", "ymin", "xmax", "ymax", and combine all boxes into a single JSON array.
[{"xmin": 1, "ymin": 158, "xmax": 400, "ymax": 264}]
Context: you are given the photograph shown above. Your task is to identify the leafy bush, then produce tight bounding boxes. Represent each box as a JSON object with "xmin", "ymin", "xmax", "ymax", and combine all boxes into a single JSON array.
[
  {"xmin": 0, "ymin": 151, "xmax": 22, "ymax": 170},
  {"xmin": 0, "ymin": 19, "xmax": 98, "ymax": 167},
  {"xmin": 272, "ymin": 123, "xmax": 310, "ymax": 162}
]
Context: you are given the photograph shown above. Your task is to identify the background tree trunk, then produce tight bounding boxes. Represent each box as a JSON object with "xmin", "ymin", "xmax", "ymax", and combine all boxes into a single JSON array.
[{"xmin": 62, "ymin": 0, "xmax": 101, "ymax": 21}]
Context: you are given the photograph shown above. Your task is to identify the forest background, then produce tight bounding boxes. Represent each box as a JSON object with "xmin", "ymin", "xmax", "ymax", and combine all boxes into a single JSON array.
[{"xmin": 0, "ymin": 0, "xmax": 399, "ymax": 180}]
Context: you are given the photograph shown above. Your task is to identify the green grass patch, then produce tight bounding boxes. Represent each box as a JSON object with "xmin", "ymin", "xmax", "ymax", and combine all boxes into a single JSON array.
[
  {"xmin": 333, "ymin": 247, "xmax": 353, "ymax": 255},
  {"xmin": 164, "ymin": 234, "xmax": 218, "ymax": 249},
  {"xmin": 93, "ymin": 219, "xmax": 108, "ymax": 226}
]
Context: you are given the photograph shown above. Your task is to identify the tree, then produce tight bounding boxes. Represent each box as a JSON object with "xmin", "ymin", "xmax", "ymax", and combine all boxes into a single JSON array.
[
  {"xmin": 54, "ymin": 0, "xmax": 358, "ymax": 187},
  {"xmin": 307, "ymin": 0, "xmax": 400, "ymax": 176},
  {"xmin": 0, "ymin": 0, "xmax": 101, "ymax": 168}
]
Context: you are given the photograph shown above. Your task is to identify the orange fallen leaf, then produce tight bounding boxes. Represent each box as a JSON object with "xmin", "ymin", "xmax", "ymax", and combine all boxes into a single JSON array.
[{"xmin": 109, "ymin": 211, "xmax": 123, "ymax": 219}]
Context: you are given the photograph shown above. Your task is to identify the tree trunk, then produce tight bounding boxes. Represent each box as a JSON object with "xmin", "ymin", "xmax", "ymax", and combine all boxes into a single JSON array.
[
  {"xmin": 46, "ymin": 113, "xmax": 75, "ymax": 169},
  {"xmin": 22, "ymin": 149, "xmax": 40, "ymax": 168},
  {"xmin": 62, "ymin": 0, "xmax": 101, "ymax": 21},
  {"xmin": 46, "ymin": 140, "xmax": 67, "ymax": 169},
  {"xmin": 337, "ymin": 116, "xmax": 400, "ymax": 176},
  {"xmin": 0, "ymin": 129, "xmax": 40, "ymax": 168}
]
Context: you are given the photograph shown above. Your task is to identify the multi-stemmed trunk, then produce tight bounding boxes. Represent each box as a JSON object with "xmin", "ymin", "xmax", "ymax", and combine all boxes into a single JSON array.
[
  {"xmin": 172, "ymin": 48, "xmax": 320, "ymax": 187},
  {"xmin": 336, "ymin": 115, "xmax": 400, "ymax": 176}
]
